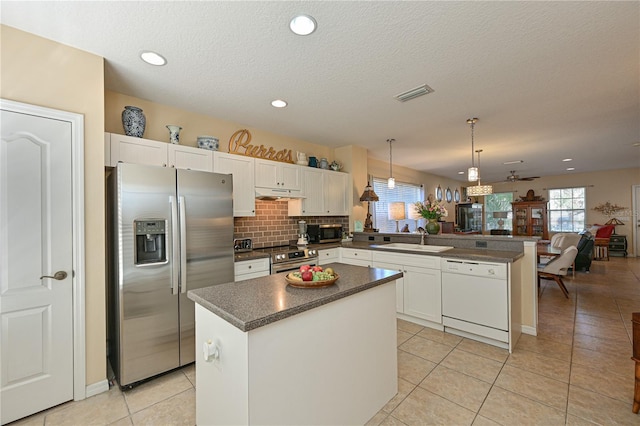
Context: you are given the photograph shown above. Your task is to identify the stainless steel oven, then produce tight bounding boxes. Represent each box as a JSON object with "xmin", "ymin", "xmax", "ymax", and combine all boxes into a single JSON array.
[
  {"xmin": 256, "ymin": 246, "xmax": 319, "ymax": 275},
  {"xmin": 271, "ymin": 256, "xmax": 318, "ymax": 275}
]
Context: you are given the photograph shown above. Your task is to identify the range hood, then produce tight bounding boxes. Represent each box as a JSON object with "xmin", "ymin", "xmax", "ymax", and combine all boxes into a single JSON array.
[{"xmin": 255, "ymin": 187, "xmax": 305, "ymax": 201}]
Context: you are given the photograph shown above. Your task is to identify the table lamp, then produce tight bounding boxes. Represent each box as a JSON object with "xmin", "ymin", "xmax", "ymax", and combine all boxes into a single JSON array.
[
  {"xmin": 388, "ymin": 202, "xmax": 406, "ymax": 233},
  {"xmin": 359, "ymin": 181, "xmax": 379, "ymax": 232},
  {"xmin": 493, "ymin": 211, "xmax": 509, "ymax": 229},
  {"xmin": 409, "ymin": 207, "xmax": 422, "ymax": 233},
  {"xmin": 605, "ymin": 217, "xmax": 624, "ymax": 234}
]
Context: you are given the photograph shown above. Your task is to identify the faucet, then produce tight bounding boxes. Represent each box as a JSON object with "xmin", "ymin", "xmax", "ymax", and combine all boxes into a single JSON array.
[{"xmin": 420, "ymin": 229, "xmax": 426, "ymax": 245}]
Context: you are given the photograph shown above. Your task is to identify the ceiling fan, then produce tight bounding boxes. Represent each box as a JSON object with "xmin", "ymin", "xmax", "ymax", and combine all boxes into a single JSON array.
[{"xmin": 505, "ymin": 170, "xmax": 540, "ymax": 182}]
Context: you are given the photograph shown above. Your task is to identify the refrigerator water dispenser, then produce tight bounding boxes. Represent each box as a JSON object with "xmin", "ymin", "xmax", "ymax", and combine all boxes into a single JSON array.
[{"xmin": 134, "ymin": 220, "xmax": 167, "ymax": 265}]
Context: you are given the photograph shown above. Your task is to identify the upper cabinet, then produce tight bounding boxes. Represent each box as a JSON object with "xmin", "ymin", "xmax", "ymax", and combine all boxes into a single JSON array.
[
  {"xmin": 288, "ymin": 168, "xmax": 350, "ymax": 216},
  {"xmin": 213, "ymin": 152, "xmax": 256, "ymax": 217},
  {"xmin": 254, "ymin": 158, "xmax": 301, "ymax": 190},
  {"xmin": 105, "ymin": 133, "xmax": 213, "ymax": 172},
  {"xmin": 106, "ymin": 133, "xmax": 168, "ymax": 168},
  {"xmin": 167, "ymin": 144, "xmax": 213, "ymax": 172}
]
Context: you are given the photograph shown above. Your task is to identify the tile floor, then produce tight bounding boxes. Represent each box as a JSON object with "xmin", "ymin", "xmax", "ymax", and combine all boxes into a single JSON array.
[{"xmin": 11, "ymin": 257, "xmax": 640, "ymax": 425}]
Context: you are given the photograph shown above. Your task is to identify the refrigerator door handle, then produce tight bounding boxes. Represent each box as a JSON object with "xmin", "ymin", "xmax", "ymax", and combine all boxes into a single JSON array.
[
  {"xmin": 170, "ymin": 195, "xmax": 180, "ymax": 295},
  {"xmin": 179, "ymin": 196, "xmax": 187, "ymax": 293}
]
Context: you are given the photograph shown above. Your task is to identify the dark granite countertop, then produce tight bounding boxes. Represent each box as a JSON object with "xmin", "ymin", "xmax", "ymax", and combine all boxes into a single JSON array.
[
  {"xmin": 340, "ymin": 241, "xmax": 523, "ymax": 263},
  {"xmin": 188, "ymin": 263, "xmax": 402, "ymax": 332}
]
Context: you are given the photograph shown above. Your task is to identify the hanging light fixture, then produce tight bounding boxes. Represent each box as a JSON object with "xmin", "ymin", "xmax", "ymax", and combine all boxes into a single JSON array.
[
  {"xmin": 467, "ymin": 118, "xmax": 478, "ymax": 182},
  {"xmin": 466, "ymin": 149, "xmax": 493, "ymax": 196},
  {"xmin": 387, "ymin": 138, "xmax": 396, "ymax": 189}
]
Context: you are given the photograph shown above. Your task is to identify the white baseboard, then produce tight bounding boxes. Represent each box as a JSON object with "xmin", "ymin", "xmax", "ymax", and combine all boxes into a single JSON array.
[
  {"xmin": 520, "ymin": 325, "xmax": 537, "ymax": 336},
  {"xmin": 85, "ymin": 379, "xmax": 109, "ymax": 398}
]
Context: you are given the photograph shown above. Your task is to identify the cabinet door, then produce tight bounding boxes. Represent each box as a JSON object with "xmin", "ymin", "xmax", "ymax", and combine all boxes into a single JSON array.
[
  {"xmin": 168, "ymin": 144, "xmax": 213, "ymax": 172},
  {"xmin": 254, "ymin": 159, "xmax": 280, "ymax": 189},
  {"xmin": 324, "ymin": 171, "xmax": 349, "ymax": 215},
  {"xmin": 109, "ymin": 133, "xmax": 168, "ymax": 167},
  {"xmin": 317, "ymin": 248, "xmax": 339, "ymax": 266},
  {"xmin": 530, "ymin": 207, "xmax": 545, "ymax": 238},
  {"xmin": 301, "ymin": 168, "xmax": 325, "ymax": 215},
  {"xmin": 214, "ymin": 152, "xmax": 256, "ymax": 217},
  {"xmin": 403, "ymin": 265, "xmax": 442, "ymax": 323},
  {"xmin": 279, "ymin": 163, "xmax": 301, "ymax": 190},
  {"xmin": 373, "ymin": 260, "xmax": 404, "ymax": 313}
]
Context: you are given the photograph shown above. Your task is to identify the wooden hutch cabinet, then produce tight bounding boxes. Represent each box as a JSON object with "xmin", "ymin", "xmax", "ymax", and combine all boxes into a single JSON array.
[{"xmin": 512, "ymin": 200, "xmax": 548, "ymax": 239}]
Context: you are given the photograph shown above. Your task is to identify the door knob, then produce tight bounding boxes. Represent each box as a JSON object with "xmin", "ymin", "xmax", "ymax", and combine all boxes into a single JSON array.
[{"xmin": 40, "ymin": 271, "xmax": 68, "ymax": 280}]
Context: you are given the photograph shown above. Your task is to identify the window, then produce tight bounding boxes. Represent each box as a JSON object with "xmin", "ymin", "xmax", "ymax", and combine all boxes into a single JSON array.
[
  {"xmin": 548, "ymin": 187, "xmax": 585, "ymax": 232},
  {"xmin": 484, "ymin": 193, "xmax": 514, "ymax": 231},
  {"xmin": 372, "ymin": 178, "xmax": 424, "ymax": 233}
]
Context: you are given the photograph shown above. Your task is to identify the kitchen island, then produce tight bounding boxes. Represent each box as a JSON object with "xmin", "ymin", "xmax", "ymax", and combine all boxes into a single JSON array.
[{"xmin": 187, "ymin": 263, "xmax": 401, "ymax": 426}]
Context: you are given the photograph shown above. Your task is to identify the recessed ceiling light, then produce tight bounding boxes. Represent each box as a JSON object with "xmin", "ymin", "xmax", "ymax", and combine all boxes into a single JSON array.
[
  {"xmin": 503, "ymin": 160, "xmax": 523, "ymax": 165},
  {"xmin": 566, "ymin": 167, "xmax": 575, "ymax": 171},
  {"xmin": 140, "ymin": 50, "xmax": 167, "ymax": 66},
  {"xmin": 457, "ymin": 171, "xmax": 465, "ymax": 175},
  {"xmin": 290, "ymin": 14, "xmax": 317, "ymax": 36},
  {"xmin": 633, "ymin": 142, "xmax": 640, "ymax": 147},
  {"xmin": 271, "ymin": 99, "xmax": 288, "ymax": 108},
  {"xmin": 562, "ymin": 158, "xmax": 572, "ymax": 162},
  {"xmin": 394, "ymin": 84, "xmax": 434, "ymax": 102}
]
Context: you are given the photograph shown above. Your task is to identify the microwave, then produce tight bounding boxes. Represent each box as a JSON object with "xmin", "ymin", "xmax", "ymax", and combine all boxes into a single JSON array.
[{"xmin": 307, "ymin": 224, "xmax": 342, "ymax": 244}]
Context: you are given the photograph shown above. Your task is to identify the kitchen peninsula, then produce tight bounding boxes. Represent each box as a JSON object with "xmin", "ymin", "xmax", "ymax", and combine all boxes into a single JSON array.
[{"xmin": 187, "ymin": 263, "xmax": 402, "ymax": 426}]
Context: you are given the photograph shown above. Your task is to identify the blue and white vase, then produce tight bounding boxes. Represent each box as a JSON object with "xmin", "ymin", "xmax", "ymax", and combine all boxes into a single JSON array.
[
  {"xmin": 166, "ymin": 125, "xmax": 182, "ymax": 144},
  {"xmin": 121, "ymin": 106, "xmax": 146, "ymax": 137}
]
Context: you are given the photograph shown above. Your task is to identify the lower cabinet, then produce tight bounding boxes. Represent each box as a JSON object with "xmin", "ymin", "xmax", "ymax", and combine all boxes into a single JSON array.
[
  {"xmin": 234, "ymin": 258, "xmax": 270, "ymax": 281},
  {"xmin": 318, "ymin": 248, "xmax": 340, "ymax": 266},
  {"xmin": 339, "ymin": 248, "xmax": 372, "ymax": 267},
  {"xmin": 372, "ymin": 252, "xmax": 442, "ymax": 325}
]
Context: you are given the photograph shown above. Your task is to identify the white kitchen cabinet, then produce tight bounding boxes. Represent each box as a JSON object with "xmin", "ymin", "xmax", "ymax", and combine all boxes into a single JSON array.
[
  {"xmin": 340, "ymin": 248, "xmax": 372, "ymax": 267},
  {"xmin": 317, "ymin": 247, "xmax": 340, "ymax": 266},
  {"xmin": 106, "ymin": 132, "xmax": 213, "ymax": 172},
  {"xmin": 288, "ymin": 168, "xmax": 349, "ymax": 216},
  {"xmin": 372, "ymin": 252, "xmax": 441, "ymax": 325},
  {"xmin": 255, "ymin": 158, "xmax": 301, "ymax": 190},
  {"xmin": 234, "ymin": 258, "xmax": 270, "ymax": 281},
  {"xmin": 324, "ymin": 171, "xmax": 349, "ymax": 215},
  {"xmin": 214, "ymin": 152, "xmax": 256, "ymax": 217},
  {"xmin": 167, "ymin": 144, "xmax": 213, "ymax": 172},
  {"xmin": 106, "ymin": 132, "xmax": 168, "ymax": 167},
  {"xmin": 371, "ymin": 261, "xmax": 404, "ymax": 313}
]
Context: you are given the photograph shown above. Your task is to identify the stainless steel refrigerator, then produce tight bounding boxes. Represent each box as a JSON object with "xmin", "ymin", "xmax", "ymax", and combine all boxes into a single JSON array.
[{"xmin": 107, "ymin": 163, "xmax": 234, "ymax": 388}]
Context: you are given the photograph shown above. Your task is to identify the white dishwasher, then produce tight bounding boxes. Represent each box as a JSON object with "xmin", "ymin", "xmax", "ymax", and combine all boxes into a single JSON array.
[{"xmin": 441, "ymin": 258, "xmax": 509, "ymax": 344}]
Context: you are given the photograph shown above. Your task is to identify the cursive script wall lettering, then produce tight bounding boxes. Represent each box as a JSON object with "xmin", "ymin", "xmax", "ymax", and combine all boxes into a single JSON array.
[{"xmin": 228, "ymin": 129, "xmax": 293, "ymax": 163}]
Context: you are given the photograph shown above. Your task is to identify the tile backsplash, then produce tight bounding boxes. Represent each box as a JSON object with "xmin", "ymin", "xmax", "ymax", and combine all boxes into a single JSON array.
[{"xmin": 234, "ymin": 200, "xmax": 349, "ymax": 248}]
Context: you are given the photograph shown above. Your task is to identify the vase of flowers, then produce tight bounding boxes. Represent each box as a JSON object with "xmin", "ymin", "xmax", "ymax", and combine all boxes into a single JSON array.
[{"xmin": 414, "ymin": 200, "xmax": 448, "ymax": 235}]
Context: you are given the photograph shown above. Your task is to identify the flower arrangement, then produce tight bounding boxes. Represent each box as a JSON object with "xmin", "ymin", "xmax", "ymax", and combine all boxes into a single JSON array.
[{"xmin": 414, "ymin": 200, "xmax": 448, "ymax": 220}]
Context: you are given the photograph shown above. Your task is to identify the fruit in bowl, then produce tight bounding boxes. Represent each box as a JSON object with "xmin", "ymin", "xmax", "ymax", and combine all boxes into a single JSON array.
[{"xmin": 288, "ymin": 265, "xmax": 337, "ymax": 284}]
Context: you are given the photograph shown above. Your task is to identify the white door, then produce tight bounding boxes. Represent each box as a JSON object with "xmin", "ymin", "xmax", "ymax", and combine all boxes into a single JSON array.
[
  {"xmin": 1, "ymin": 108, "xmax": 75, "ymax": 423},
  {"xmin": 634, "ymin": 184, "xmax": 640, "ymax": 257}
]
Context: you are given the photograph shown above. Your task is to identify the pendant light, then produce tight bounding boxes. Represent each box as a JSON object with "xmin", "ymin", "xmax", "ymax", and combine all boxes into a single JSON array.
[
  {"xmin": 387, "ymin": 138, "xmax": 396, "ymax": 189},
  {"xmin": 467, "ymin": 149, "xmax": 493, "ymax": 196},
  {"xmin": 467, "ymin": 118, "xmax": 478, "ymax": 182}
]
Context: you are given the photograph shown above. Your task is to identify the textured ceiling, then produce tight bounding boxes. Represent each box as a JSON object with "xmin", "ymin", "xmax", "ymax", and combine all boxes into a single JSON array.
[{"xmin": 2, "ymin": 1, "xmax": 638, "ymax": 183}]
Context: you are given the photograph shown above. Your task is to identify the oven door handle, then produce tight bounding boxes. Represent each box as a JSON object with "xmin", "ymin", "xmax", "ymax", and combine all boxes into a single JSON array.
[{"xmin": 271, "ymin": 259, "xmax": 318, "ymax": 275}]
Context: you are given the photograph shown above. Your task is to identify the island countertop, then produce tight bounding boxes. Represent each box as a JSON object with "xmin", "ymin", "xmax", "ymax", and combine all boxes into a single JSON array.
[{"xmin": 187, "ymin": 263, "xmax": 402, "ymax": 332}]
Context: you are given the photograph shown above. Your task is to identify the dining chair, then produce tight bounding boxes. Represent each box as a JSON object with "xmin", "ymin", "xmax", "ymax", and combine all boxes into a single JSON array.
[{"xmin": 537, "ymin": 246, "xmax": 579, "ymax": 298}]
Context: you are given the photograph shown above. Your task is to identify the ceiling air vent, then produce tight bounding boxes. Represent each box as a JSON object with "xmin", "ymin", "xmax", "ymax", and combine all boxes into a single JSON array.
[{"xmin": 394, "ymin": 84, "xmax": 434, "ymax": 102}]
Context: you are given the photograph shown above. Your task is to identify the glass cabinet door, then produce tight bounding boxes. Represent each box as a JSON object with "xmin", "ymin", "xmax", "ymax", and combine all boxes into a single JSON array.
[
  {"xmin": 530, "ymin": 207, "xmax": 545, "ymax": 237},
  {"xmin": 514, "ymin": 207, "xmax": 528, "ymax": 235}
]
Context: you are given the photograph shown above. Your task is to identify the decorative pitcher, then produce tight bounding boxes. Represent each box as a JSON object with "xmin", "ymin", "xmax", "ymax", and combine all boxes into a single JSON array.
[{"xmin": 296, "ymin": 152, "xmax": 308, "ymax": 165}]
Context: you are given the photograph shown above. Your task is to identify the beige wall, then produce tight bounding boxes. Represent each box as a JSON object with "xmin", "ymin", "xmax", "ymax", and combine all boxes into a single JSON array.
[
  {"xmin": 105, "ymin": 91, "xmax": 336, "ymax": 162},
  {"xmin": 1, "ymin": 25, "xmax": 106, "ymax": 385},
  {"xmin": 368, "ymin": 157, "xmax": 466, "ymax": 224},
  {"xmin": 487, "ymin": 168, "xmax": 639, "ymax": 255}
]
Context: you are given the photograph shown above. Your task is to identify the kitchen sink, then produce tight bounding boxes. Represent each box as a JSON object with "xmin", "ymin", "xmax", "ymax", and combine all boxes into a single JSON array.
[{"xmin": 372, "ymin": 243, "xmax": 454, "ymax": 253}]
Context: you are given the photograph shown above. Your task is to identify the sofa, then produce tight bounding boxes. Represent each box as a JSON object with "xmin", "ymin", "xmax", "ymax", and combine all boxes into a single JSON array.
[{"xmin": 574, "ymin": 231, "xmax": 595, "ymax": 272}]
